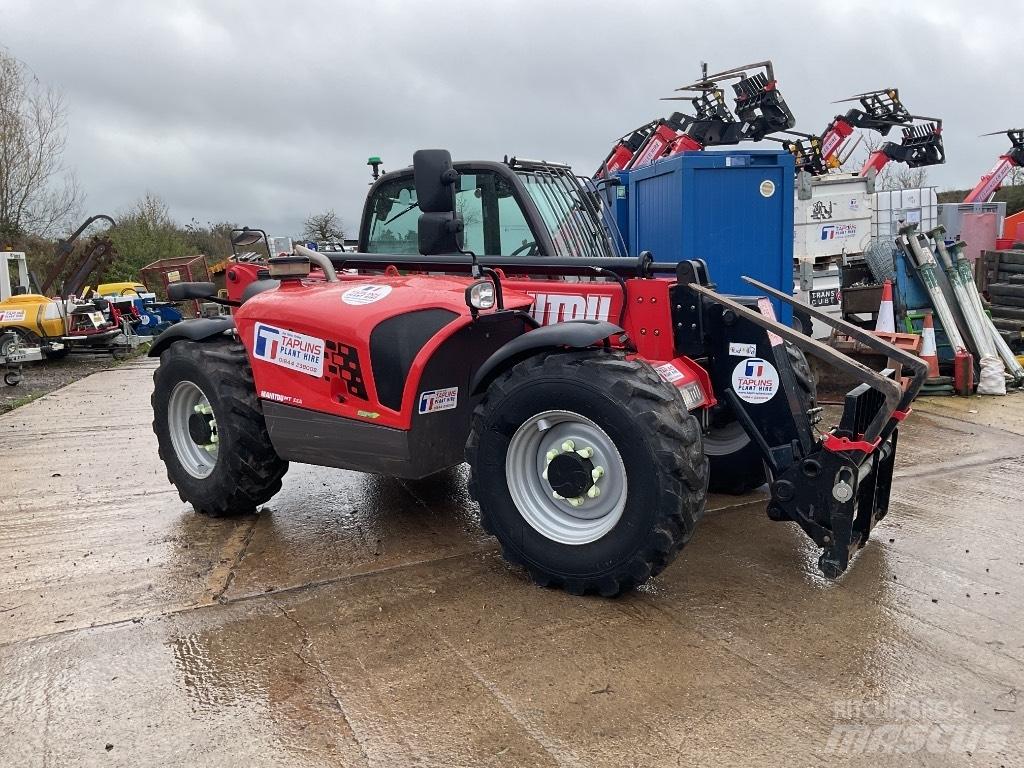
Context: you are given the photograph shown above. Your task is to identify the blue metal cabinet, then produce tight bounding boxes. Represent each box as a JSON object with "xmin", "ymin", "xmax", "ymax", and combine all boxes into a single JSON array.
[{"xmin": 624, "ymin": 150, "xmax": 795, "ymax": 322}]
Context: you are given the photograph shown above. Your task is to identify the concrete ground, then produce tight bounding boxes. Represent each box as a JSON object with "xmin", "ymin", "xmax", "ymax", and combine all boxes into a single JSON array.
[{"xmin": 1, "ymin": 359, "xmax": 1022, "ymax": 767}]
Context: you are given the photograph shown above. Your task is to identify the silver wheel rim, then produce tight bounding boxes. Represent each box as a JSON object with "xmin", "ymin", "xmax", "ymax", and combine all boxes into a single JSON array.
[
  {"xmin": 168, "ymin": 380, "xmax": 219, "ymax": 479},
  {"xmin": 505, "ymin": 410, "xmax": 627, "ymax": 546}
]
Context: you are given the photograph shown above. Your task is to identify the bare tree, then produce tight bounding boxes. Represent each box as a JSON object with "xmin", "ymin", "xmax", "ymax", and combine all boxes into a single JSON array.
[
  {"xmin": 0, "ymin": 49, "xmax": 82, "ymax": 241},
  {"xmin": 301, "ymin": 209, "xmax": 345, "ymax": 243},
  {"xmin": 843, "ymin": 131, "xmax": 929, "ymax": 191}
]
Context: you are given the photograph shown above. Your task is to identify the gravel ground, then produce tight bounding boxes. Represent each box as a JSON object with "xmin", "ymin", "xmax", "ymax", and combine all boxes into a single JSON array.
[{"xmin": 0, "ymin": 350, "xmax": 147, "ymax": 414}]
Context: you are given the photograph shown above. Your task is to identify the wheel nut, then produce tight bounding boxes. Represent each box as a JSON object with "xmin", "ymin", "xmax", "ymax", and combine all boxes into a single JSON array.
[
  {"xmin": 561, "ymin": 440, "xmax": 575, "ymax": 452},
  {"xmin": 576, "ymin": 447, "xmax": 594, "ymax": 459},
  {"xmin": 542, "ymin": 468, "xmax": 548, "ymax": 480},
  {"xmin": 587, "ymin": 486, "xmax": 601, "ymax": 499},
  {"xmin": 592, "ymin": 467, "xmax": 604, "ymax": 482},
  {"xmin": 567, "ymin": 496, "xmax": 583, "ymax": 507},
  {"xmin": 545, "ymin": 449, "xmax": 559, "ymax": 462},
  {"xmin": 552, "ymin": 491, "xmax": 563, "ymax": 500}
]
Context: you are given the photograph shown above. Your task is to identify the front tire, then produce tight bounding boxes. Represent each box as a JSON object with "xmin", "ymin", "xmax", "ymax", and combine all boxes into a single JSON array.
[
  {"xmin": 152, "ymin": 339, "xmax": 288, "ymax": 516},
  {"xmin": 466, "ymin": 350, "xmax": 708, "ymax": 596}
]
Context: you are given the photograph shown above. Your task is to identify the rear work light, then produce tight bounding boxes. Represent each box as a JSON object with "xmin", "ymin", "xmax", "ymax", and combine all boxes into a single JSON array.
[{"xmin": 267, "ymin": 256, "xmax": 310, "ymax": 280}]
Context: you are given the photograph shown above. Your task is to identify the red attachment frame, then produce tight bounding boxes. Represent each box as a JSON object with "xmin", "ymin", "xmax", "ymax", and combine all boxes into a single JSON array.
[
  {"xmin": 822, "ymin": 433, "xmax": 882, "ymax": 454},
  {"xmin": 666, "ymin": 134, "xmax": 704, "ymax": 157},
  {"xmin": 860, "ymin": 149, "xmax": 891, "ymax": 176},
  {"xmin": 820, "ymin": 118, "xmax": 855, "ymax": 164},
  {"xmin": 626, "ymin": 124, "xmax": 682, "ymax": 170}
]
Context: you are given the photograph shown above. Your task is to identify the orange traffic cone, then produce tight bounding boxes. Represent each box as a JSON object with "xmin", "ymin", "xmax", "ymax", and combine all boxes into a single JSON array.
[
  {"xmin": 920, "ymin": 311, "xmax": 940, "ymax": 378},
  {"xmin": 875, "ymin": 280, "xmax": 895, "ymax": 333}
]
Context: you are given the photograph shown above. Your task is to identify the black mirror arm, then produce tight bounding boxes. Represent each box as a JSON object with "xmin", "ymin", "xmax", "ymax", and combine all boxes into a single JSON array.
[{"xmin": 478, "ymin": 266, "xmax": 504, "ymax": 310}]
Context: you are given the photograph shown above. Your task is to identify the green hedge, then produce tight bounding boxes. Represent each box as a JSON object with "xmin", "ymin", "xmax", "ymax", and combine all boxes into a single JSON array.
[{"xmin": 937, "ymin": 186, "xmax": 1024, "ymax": 216}]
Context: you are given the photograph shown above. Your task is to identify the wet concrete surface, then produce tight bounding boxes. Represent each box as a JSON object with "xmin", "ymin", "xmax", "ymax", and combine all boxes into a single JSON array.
[{"xmin": 1, "ymin": 359, "xmax": 1022, "ymax": 766}]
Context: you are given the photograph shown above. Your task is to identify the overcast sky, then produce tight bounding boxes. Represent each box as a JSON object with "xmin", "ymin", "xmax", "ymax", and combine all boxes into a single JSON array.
[{"xmin": 1, "ymin": 0, "xmax": 1019, "ymax": 238}]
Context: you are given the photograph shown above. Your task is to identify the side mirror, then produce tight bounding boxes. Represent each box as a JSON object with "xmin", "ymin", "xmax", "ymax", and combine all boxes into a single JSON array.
[
  {"xmin": 413, "ymin": 149, "xmax": 459, "ymax": 213},
  {"xmin": 418, "ymin": 213, "xmax": 464, "ymax": 255},
  {"xmin": 413, "ymin": 149, "xmax": 464, "ymax": 255},
  {"xmin": 231, "ymin": 228, "xmax": 265, "ymax": 247}
]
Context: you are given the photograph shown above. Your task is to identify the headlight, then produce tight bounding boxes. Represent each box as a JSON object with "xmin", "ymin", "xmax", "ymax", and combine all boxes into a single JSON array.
[{"xmin": 466, "ymin": 280, "xmax": 496, "ymax": 311}]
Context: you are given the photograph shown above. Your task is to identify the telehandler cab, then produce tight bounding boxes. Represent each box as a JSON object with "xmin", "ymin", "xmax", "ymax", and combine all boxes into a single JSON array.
[{"xmin": 150, "ymin": 149, "xmax": 925, "ymax": 596}]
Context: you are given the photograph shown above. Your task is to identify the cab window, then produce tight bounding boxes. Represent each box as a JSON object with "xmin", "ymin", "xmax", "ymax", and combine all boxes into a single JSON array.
[{"xmin": 365, "ymin": 170, "xmax": 536, "ymax": 256}]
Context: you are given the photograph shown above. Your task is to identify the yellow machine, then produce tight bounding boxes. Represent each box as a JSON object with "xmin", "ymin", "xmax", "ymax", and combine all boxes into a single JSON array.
[
  {"xmin": 90, "ymin": 281, "xmax": 148, "ymax": 297},
  {"xmin": 0, "ymin": 250, "xmax": 119, "ymax": 356},
  {"xmin": 0, "ymin": 251, "xmax": 64, "ymax": 347}
]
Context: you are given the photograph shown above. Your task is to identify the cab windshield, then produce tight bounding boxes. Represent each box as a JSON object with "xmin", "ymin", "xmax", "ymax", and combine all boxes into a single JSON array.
[{"xmin": 364, "ymin": 164, "xmax": 617, "ymax": 259}]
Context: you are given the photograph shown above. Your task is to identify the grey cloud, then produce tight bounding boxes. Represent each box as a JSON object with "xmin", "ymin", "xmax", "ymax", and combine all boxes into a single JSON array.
[{"xmin": 2, "ymin": 0, "xmax": 1019, "ymax": 236}]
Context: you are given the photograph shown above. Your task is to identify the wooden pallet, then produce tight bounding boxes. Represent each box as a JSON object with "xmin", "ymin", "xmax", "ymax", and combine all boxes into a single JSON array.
[{"xmin": 978, "ymin": 248, "xmax": 1024, "ymax": 292}]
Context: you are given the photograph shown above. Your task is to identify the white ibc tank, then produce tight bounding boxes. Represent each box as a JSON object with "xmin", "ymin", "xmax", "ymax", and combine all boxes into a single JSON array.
[
  {"xmin": 872, "ymin": 187, "xmax": 938, "ymax": 239},
  {"xmin": 793, "ymin": 173, "xmax": 874, "ymax": 262}
]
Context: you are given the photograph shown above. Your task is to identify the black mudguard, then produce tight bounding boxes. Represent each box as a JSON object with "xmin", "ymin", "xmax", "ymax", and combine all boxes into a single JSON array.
[
  {"xmin": 470, "ymin": 320, "xmax": 624, "ymax": 394},
  {"xmin": 148, "ymin": 317, "xmax": 235, "ymax": 357}
]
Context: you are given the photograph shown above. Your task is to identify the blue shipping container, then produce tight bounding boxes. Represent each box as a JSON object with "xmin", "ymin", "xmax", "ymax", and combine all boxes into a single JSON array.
[{"xmin": 624, "ymin": 150, "xmax": 795, "ymax": 323}]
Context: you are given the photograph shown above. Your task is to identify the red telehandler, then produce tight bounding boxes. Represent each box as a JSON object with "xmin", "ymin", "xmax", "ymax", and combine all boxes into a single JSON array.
[
  {"xmin": 963, "ymin": 129, "xmax": 1024, "ymax": 203},
  {"xmin": 780, "ymin": 88, "xmax": 945, "ymax": 178},
  {"xmin": 595, "ymin": 61, "xmax": 796, "ymax": 178},
  {"xmin": 148, "ymin": 149, "xmax": 925, "ymax": 596}
]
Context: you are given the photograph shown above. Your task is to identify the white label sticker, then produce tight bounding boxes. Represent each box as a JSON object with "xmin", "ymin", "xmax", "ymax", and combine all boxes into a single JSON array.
[
  {"xmin": 729, "ymin": 342, "xmax": 757, "ymax": 357},
  {"xmin": 654, "ymin": 362, "xmax": 683, "ymax": 383},
  {"xmin": 819, "ymin": 223, "xmax": 857, "ymax": 241},
  {"xmin": 342, "ymin": 284, "xmax": 392, "ymax": 306},
  {"xmin": 1, "ymin": 309, "xmax": 26, "ymax": 322},
  {"xmin": 732, "ymin": 357, "xmax": 780, "ymax": 404},
  {"xmin": 526, "ymin": 292, "xmax": 612, "ymax": 325},
  {"xmin": 259, "ymin": 389, "xmax": 304, "ymax": 406},
  {"xmin": 759, "ymin": 179, "xmax": 776, "ymax": 198},
  {"xmin": 253, "ymin": 322, "xmax": 325, "ymax": 377},
  {"xmin": 418, "ymin": 387, "xmax": 459, "ymax": 414}
]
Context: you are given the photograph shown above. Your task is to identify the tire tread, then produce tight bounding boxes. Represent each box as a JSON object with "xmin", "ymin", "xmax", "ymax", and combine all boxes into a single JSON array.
[{"xmin": 466, "ymin": 350, "xmax": 707, "ymax": 596}]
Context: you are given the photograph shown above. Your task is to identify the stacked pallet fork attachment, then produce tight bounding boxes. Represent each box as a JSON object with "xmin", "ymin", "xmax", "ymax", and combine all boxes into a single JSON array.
[
  {"xmin": 595, "ymin": 60, "xmax": 795, "ymax": 178},
  {"xmin": 964, "ymin": 129, "xmax": 1024, "ymax": 204}
]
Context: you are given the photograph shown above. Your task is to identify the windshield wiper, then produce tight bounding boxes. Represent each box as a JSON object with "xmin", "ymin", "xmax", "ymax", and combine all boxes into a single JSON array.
[{"xmin": 384, "ymin": 201, "xmax": 420, "ymax": 226}]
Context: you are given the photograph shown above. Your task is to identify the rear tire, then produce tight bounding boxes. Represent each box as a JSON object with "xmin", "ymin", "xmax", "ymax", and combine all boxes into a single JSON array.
[
  {"xmin": 466, "ymin": 350, "xmax": 708, "ymax": 596},
  {"xmin": 705, "ymin": 421, "xmax": 768, "ymax": 494},
  {"xmin": 0, "ymin": 328, "xmax": 37, "ymax": 359},
  {"xmin": 152, "ymin": 339, "xmax": 288, "ymax": 516},
  {"xmin": 705, "ymin": 344, "xmax": 817, "ymax": 494}
]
